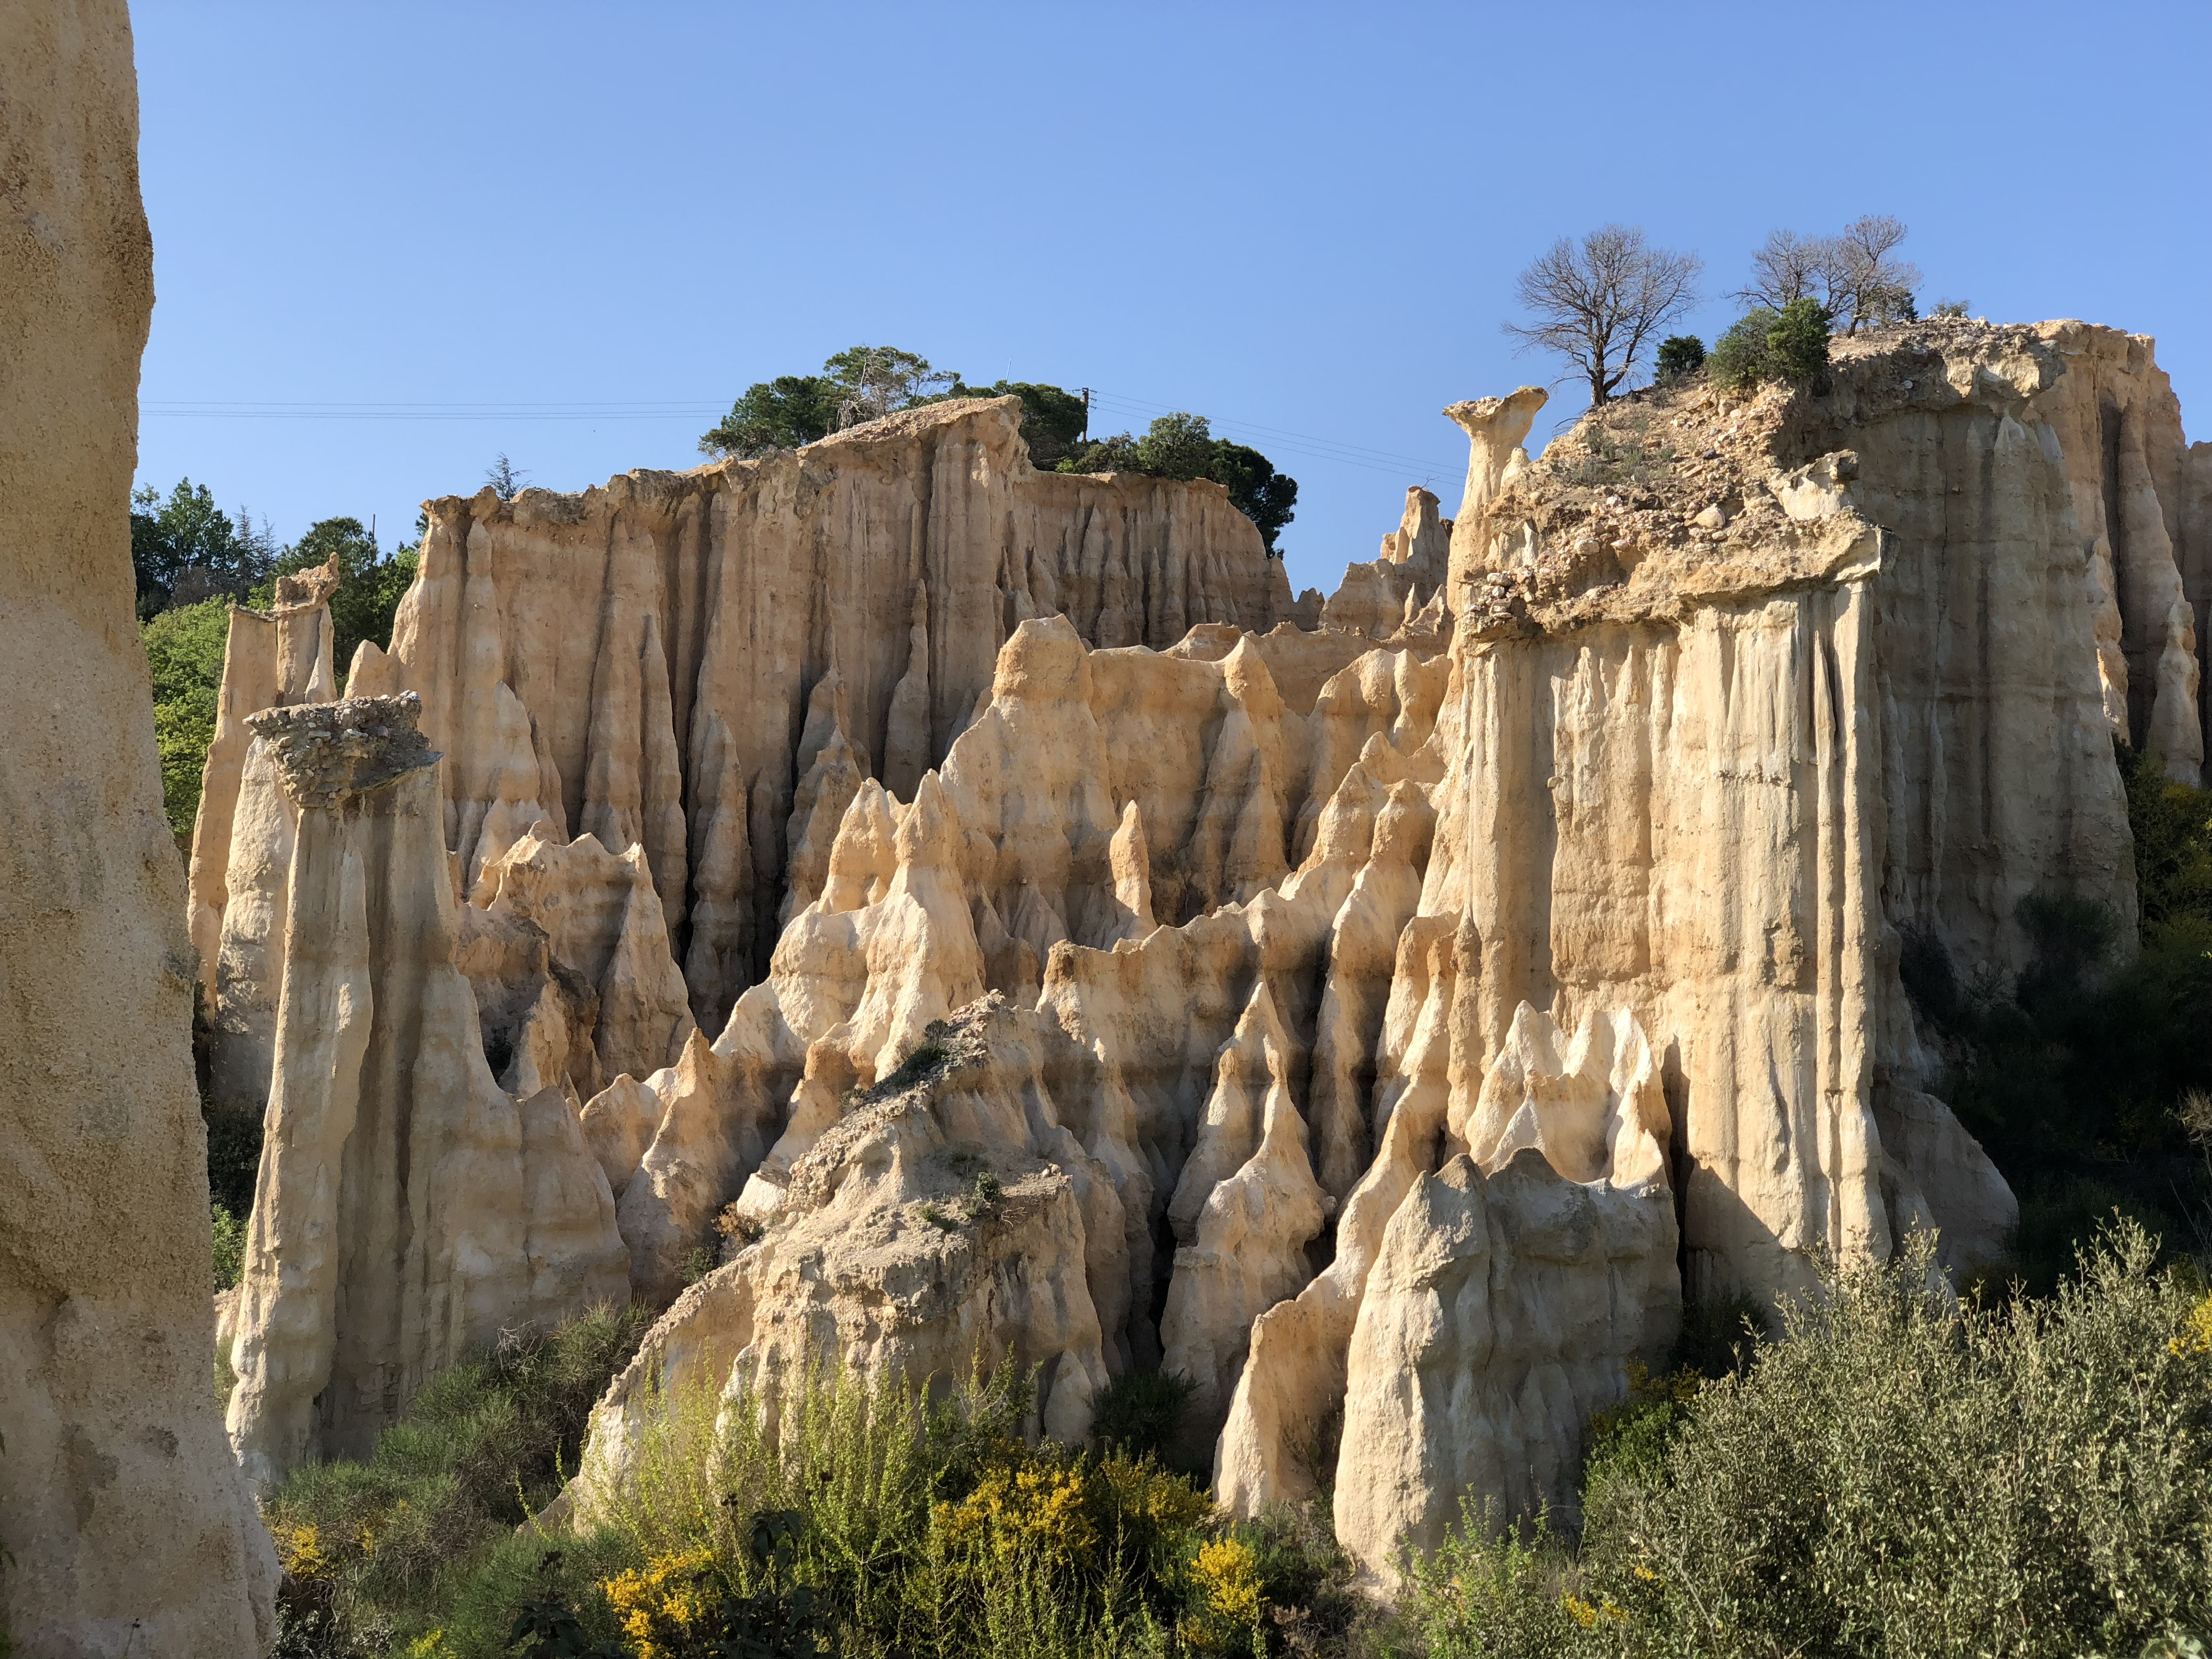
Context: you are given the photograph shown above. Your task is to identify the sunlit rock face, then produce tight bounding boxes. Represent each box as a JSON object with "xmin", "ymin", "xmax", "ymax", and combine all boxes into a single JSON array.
[
  {"xmin": 1, "ymin": 8, "xmax": 277, "ymax": 1650},
  {"xmin": 194, "ymin": 317, "xmax": 2210, "ymax": 1581}
]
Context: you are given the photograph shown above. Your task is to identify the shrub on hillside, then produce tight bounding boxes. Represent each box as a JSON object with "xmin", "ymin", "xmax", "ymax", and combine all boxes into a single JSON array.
[
  {"xmin": 1653, "ymin": 335, "xmax": 1704, "ymax": 383},
  {"xmin": 264, "ymin": 1303, "xmax": 652, "ymax": 1656},
  {"xmin": 1708, "ymin": 299, "xmax": 1831, "ymax": 394},
  {"xmin": 1399, "ymin": 1225, "xmax": 2212, "ymax": 1657}
]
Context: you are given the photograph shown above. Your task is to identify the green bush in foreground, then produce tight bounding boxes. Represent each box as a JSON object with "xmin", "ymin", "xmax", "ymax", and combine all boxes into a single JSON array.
[
  {"xmin": 267, "ymin": 1332, "xmax": 1361, "ymax": 1658},
  {"xmin": 1401, "ymin": 1225, "xmax": 2212, "ymax": 1658},
  {"xmin": 264, "ymin": 1303, "xmax": 653, "ymax": 1657},
  {"xmin": 264, "ymin": 1231, "xmax": 2212, "ymax": 1656}
]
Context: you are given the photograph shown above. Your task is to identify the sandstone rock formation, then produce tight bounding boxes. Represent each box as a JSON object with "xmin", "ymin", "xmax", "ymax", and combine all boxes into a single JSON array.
[
  {"xmin": 0, "ymin": 6, "xmax": 276, "ymax": 1650},
  {"xmin": 224, "ymin": 697, "xmax": 628, "ymax": 1484},
  {"xmin": 194, "ymin": 313, "xmax": 2210, "ymax": 1590}
]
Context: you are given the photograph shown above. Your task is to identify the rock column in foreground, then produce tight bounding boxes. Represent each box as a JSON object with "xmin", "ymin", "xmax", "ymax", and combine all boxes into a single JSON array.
[{"xmin": 0, "ymin": 3, "xmax": 278, "ymax": 1650}]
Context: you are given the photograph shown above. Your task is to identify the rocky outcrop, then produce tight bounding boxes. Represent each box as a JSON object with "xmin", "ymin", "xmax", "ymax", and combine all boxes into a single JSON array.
[
  {"xmin": 1322, "ymin": 486, "xmax": 1454, "ymax": 640},
  {"xmin": 0, "ymin": 7, "xmax": 277, "ymax": 1650},
  {"xmin": 567, "ymin": 997, "xmax": 1114, "ymax": 1514},
  {"xmin": 225, "ymin": 697, "xmax": 627, "ymax": 1484},
  {"xmin": 202, "ymin": 316, "xmax": 2203, "ymax": 1589}
]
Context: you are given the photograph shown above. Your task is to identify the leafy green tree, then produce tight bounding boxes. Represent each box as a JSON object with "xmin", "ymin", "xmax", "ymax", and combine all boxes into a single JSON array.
[
  {"xmin": 820, "ymin": 343, "xmax": 955, "ymax": 426},
  {"xmin": 699, "ymin": 374, "xmax": 841, "ymax": 458},
  {"xmin": 1204, "ymin": 439, "xmax": 1299, "ymax": 552},
  {"xmin": 1709, "ymin": 300, "xmax": 1832, "ymax": 393},
  {"xmin": 1767, "ymin": 296, "xmax": 1833, "ymax": 384},
  {"xmin": 1061, "ymin": 413, "xmax": 1298, "ymax": 553},
  {"xmin": 485, "ymin": 452, "xmax": 529, "ymax": 501},
  {"xmin": 141, "ymin": 597, "xmax": 230, "ymax": 839},
  {"xmin": 130, "ymin": 478, "xmax": 276, "ymax": 618},
  {"xmin": 1655, "ymin": 333, "xmax": 1706, "ymax": 382}
]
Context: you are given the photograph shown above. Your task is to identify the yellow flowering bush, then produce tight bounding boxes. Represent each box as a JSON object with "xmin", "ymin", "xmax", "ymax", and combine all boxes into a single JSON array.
[
  {"xmin": 2168, "ymin": 1290, "xmax": 2212, "ymax": 1358},
  {"xmin": 268, "ymin": 1518, "xmax": 331, "ymax": 1582},
  {"xmin": 1181, "ymin": 1534, "xmax": 1266, "ymax": 1655},
  {"xmin": 601, "ymin": 1547, "xmax": 718, "ymax": 1659},
  {"xmin": 935, "ymin": 1459, "xmax": 1100, "ymax": 1568}
]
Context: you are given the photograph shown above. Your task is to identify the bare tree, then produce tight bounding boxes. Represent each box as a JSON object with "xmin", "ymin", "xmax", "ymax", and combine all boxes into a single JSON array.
[
  {"xmin": 1504, "ymin": 225, "xmax": 1703, "ymax": 406},
  {"xmin": 1830, "ymin": 214, "xmax": 1922, "ymax": 332},
  {"xmin": 1741, "ymin": 227, "xmax": 1841, "ymax": 311},
  {"xmin": 1737, "ymin": 216, "xmax": 1923, "ymax": 333}
]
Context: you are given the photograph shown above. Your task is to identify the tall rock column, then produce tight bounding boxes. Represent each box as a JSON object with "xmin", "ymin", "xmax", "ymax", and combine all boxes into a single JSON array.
[
  {"xmin": 0, "ymin": 3, "xmax": 278, "ymax": 1651},
  {"xmin": 226, "ymin": 696, "xmax": 628, "ymax": 1483},
  {"xmin": 1442, "ymin": 385, "xmax": 1547, "ymax": 611}
]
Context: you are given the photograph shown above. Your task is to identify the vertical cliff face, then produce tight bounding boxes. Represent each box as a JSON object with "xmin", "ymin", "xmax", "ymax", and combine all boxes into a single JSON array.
[
  {"xmin": 336, "ymin": 397, "xmax": 1296, "ymax": 1030},
  {"xmin": 224, "ymin": 698, "xmax": 627, "ymax": 1484},
  {"xmin": 0, "ymin": 5, "xmax": 277, "ymax": 1651}
]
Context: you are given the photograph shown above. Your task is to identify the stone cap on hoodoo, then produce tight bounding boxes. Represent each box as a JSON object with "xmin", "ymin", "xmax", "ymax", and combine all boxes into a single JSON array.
[{"xmin": 247, "ymin": 691, "xmax": 439, "ymax": 807}]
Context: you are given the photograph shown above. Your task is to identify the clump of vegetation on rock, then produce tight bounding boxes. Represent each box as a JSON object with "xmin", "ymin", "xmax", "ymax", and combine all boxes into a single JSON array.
[{"xmin": 1708, "ymin": 298, "xmax": 1832, "ymax": 394}]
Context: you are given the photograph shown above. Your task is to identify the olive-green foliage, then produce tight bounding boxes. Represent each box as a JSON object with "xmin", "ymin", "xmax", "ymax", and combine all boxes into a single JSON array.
[
  {"xmin": 1397, "ymin": 1507, "xmax": 1590, "ymax": 1659},
  {"xmin": 385, "ymin": 1353, "xmax": 1366, "ymax": 1658},
  {"xmin": 700, "ymin": 346, "xmax": 960, "ymax": 460},
  {"xmin": 1904, "ymin": 742, "xmax": 2212, "ymax": 1287},
  {"xmin": 940, "ymin": 378, "xmax": 1091, "ymax": 468},
  {"xmin": 1400, "ymin": 1227, "xmax": 2212, "ymax": 1658},
  {"xmin": 1087, "ymin": 1368, "xmax": 1197, "ymax": 1468},
  {"xmin": 1061, "ymin": 412, "xmax": 1297, "ymax": 553},
  {"xmin": 2129, "ymin": 744, "xmax": 2212, "ymax": 926},
  {"xmin": 211, "ymin": 1203, "xmax": 246, "ymax": 1291},
  {"xmin": 142, "ymin": 596, "xmax": 231, "ymax": 839},
  {"xmin": 263, "ymin": 1303, "xmax": 653, "ymax": 1657},
  {"xmin": 202, "ymin": 1091, "xmax": 264, "ymax": 1218},
  {"xmin": 1705, "ymin": 311, "xmax": 1771, "ymax": 392},
  {"xmin": 1765, "ymin": 297, "xmax": 1832, "ymax": 384},
  {"xmin": 590, "ymin": 1358, "xmax": 1209, "ymax": 1657},
  {"xmin": 1652, "ymin": 336, "xmax": 1704, "ymax": 383},
  {"xmin": 1707, "ymin": 299, "xmax": 1831, "ymax": 394},
  {"xmin": 697, "ymin": 374, "xmax": 842, "ymax": 458},
  {"xmin": 132, "ymin": 477, "xmax": 274, "ymax": 617},
  {"xmin": 1565, "ymin": 410, "xmax": 1678, "ymax": 491}
]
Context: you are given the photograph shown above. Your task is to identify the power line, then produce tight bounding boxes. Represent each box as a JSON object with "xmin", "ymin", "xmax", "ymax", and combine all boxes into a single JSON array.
[{"xmin": 141, "ymin": 393, "xmax": 1469, "ymax": 489}]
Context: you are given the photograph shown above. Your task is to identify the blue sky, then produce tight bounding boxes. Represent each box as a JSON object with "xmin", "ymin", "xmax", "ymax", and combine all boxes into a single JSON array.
[{"xmin": 131, "ymin": 1, "xmax": 2210, "ymax": 602}]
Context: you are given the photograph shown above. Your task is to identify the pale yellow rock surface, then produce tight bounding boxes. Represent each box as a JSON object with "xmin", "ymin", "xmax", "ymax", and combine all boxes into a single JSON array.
[
  {"xmin": 567, "ymin": 998, "xmax": 1114, "ymax": 1514},
  {"xmin": 0, "ymin": 6, "xmax": 276, "ymax": 1648},
  {"xmin": 222, "ymin": 316, "xmax": 2209, "ymax": 1584},
  {"xmin": 185, "ymin": 562, "xmax": 339, "ymax": 996},
  {"xmin": 358, "ymin": 396, "xmax": 1296, "ymax": 1013},
  {"xmin": 225, "ymin": 698, "xmax": 628, "ymax": 1483}
]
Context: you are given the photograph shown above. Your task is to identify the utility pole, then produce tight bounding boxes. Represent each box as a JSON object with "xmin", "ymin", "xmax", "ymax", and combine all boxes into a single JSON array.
[{"xmin": 1079, "ymin": 387, "xmax": 1091, "ymax": 441}]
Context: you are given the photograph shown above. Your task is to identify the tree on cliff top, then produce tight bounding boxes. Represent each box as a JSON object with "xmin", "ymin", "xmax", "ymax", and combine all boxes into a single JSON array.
[
  {"xmin": 1058, "ymin": 411, "xmax": 1298, "ymax": 554},
  {"xmin": 130, "ymin": 478, "xmax": 281, "ymax": 618},
  {"xmin": 700, "ymin": 353, "xmax": 1292, "ymax": 551},
  {"xmin": 1740, "ymin": 215, "xmax": 1922, "ymax": 333},
  {"xmin": 700, "ymin": 345, "xmax": 959, "ymax": 459},
  {"xmin": 1504, "ymin": 224, "xmax": 1703, "ymax": 407}
]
